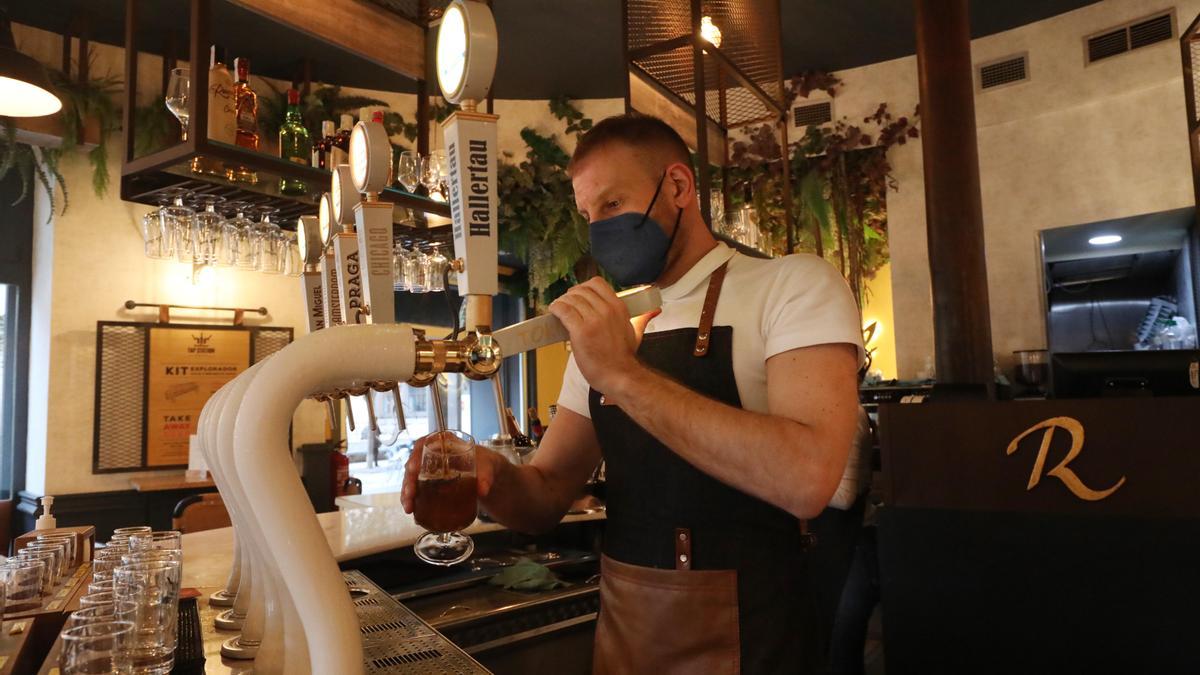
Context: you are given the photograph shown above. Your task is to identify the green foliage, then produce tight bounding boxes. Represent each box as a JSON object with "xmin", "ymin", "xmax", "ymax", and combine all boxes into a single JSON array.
[
  {"xmin": 133, "ymin": 102, "xmax": 174, "ymax": 157},
  {"xmin": 730, "ymin": 72, "xmax": 920, "ymax": 307},
  {"xmin": 52, "ymin": 70, "xmax": 123, "ymax": 197},
  {"xmin": 497, "ymin": 99, "xmax": 594, "ymax": 308},
  {"xmin": 0, "ymin": 121, "xmax": 66, "ymax": 223}
]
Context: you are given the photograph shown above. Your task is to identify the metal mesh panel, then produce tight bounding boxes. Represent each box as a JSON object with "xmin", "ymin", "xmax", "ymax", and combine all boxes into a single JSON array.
[
  {"xmin": 94, "ymin": 324, "xmax": 293, "ymax": 472},
  {"xmin": 342, "ymin": 570, "xmax": 489, "ymax": 674},
  {"xmin": 95, "ymin": 325, "xmax": 148, "ymax": 470},
  {"xmin": 253, "ymin": 328, "xmax": 294, "ymax": 364},
  {"xmin": 1190, "ymin": 39, "xmax": 1200, "ymax": 124},
  {"xmin": 628, "ymin": 0, "xmax": 782, "ymax": 130}
]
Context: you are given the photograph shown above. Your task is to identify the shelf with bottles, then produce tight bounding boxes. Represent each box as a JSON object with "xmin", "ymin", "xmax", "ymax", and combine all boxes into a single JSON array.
[{"xmin": 119, "ymin": 0, "xmax": 447, "ymax": 225}]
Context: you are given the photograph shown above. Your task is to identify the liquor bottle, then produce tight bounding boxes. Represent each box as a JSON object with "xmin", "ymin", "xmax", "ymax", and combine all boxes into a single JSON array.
[
  {"xmin": 329, "ymin": 113, "xmax": 353, "ymax": 166},
  {"xmin": 207, "ymin": 45, "xmax": 236, "ymax": 145},
  {"xmin": 278, "ymin": 88, "xmax": 312, "ymax": 195},
  {"xmin": 527, "ymin": 407, "xmax": 544, "ymax": 444},
  {"xmin": 315, "ymin": 120, "xmax": 335, "ymax": 170},
  {"xmin": 233, "ymin": 57, "xmax": 259, "ymax": 151}
]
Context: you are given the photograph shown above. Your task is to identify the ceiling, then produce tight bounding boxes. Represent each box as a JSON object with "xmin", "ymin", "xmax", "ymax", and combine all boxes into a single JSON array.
[{"xmin": 8, "ymin": 0, "xmax": 1105, "ymax": 99}]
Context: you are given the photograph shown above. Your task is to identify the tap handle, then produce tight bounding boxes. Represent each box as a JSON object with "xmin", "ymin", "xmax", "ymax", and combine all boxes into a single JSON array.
[
  {"xmin": 491, "ymin": 285, "xmax": 662, "ymax": 355},
  {"xmin": 363, "ymin": 390, "xmax": 379, "ymax": 433},
  {"xmin": 391, "ymin": 386, "xmax": 407, "ymax": 431}
]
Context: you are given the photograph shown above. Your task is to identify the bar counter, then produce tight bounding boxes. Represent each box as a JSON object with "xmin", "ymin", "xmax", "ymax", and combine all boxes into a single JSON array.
[{"xmin": 179, "ymin": 501, "xmax": 606, "ymax": 673}]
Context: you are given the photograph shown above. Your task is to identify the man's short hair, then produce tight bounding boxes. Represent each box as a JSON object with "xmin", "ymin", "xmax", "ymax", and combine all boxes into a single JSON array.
[{"xmin": 568, "ymin": 113, "xmax": 692, "ymax": 176}]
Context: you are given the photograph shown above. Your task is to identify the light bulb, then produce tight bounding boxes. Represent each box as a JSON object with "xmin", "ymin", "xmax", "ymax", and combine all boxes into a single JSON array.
[{"xmin": 700, "ymin": 16, "xmax": 722, "ymax": 49}]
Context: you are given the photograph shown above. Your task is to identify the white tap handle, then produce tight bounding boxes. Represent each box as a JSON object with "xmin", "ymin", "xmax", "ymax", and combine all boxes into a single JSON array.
[{"xmin": 491, "ymin": 285, "xmax": 662, "ymax": 356}]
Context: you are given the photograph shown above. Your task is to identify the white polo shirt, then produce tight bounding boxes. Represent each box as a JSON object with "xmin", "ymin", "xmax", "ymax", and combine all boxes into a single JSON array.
[
  {"xmin": 556, "ymin": 242, "xmax": 867, "ymax": 509},
  {"xmin": 557, "ymin": 242, "xmax": 864, "ymax": 417}
]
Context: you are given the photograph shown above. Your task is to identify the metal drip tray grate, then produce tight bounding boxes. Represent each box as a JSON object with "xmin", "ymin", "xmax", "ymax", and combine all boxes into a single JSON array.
[{"xmin": 343, "ymin": 570, "xmax": 490, "ymax": 674}]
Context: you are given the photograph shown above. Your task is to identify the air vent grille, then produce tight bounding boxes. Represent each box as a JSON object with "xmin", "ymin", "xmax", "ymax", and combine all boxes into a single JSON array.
[
  {"xmin": 1087, "ymin": 12, "xmax": 1173, "ymax": 64},
  {"xmin": 1087, "ymin": 28, "xmax": 1129, "ymax": 62},
  {"xmin": 979, "ymin": 55, "xmax": 1027, "ymax": 89},
  {"xmin": 793, "ymin": 101, "xmax": 832, "ymax": 128},
  {"xmin": 1129, "ymin": 14, "xmax": 1172, "ymax": 49}
]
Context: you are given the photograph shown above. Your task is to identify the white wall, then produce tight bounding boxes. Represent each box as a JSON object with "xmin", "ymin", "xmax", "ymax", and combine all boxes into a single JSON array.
[{"xmin": 832, "ymin": 0, "xmax": 1199, "ymax": 377}]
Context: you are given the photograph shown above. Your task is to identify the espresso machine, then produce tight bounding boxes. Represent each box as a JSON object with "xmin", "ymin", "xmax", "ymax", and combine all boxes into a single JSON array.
[{"xmin": 193, "ymin": 2, "xmax": 659, "ymax": 672}]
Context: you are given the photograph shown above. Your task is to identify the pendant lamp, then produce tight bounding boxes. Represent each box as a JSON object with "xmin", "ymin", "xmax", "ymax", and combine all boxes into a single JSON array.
[{"xmin": 0, "ymin": 9, "xmax": 62, "ymax": 117}]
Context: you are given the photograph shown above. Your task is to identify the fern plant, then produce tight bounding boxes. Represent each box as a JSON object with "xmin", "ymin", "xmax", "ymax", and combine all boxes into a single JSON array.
[{"xmin": 0, "ymin": 121, "xmax": 66, "ymax": 222}]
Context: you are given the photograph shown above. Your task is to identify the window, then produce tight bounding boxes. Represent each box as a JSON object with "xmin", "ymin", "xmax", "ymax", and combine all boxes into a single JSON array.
[{"xmin": 0, "ymin": 173, "xmax": 34, "ymax": 501}]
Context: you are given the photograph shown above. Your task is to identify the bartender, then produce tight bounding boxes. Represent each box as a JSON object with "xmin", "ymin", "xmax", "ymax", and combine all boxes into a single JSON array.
[{"xmin": 404, "ymin": 114, "xmax": 863, "ymax": 673}]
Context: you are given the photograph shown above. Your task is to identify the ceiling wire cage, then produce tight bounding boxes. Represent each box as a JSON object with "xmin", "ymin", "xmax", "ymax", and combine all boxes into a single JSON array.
[{"xmin": 624, "ymin": 0, "xmax": 795, "ymax": 252}]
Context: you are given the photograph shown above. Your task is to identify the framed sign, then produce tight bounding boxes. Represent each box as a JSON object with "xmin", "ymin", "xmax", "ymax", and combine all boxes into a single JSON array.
[{"xmin": 93, "ymin": 322, "xmax": 293, "ymax": 473}]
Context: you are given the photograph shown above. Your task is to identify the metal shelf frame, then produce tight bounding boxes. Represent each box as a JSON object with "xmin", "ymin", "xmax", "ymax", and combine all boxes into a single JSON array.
[{"xmin": 119, "ymin": 0, "xmax": 451, "ymax": 230}]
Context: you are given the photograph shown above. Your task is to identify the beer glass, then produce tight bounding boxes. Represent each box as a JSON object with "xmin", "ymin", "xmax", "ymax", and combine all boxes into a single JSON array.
[
  {"xmin": 4, "ymin": 559, "xmax": 43, "ymax": 611},
  {"xmin": 412, "ymin": 430, "xmax": 478, "ymax": 566}
]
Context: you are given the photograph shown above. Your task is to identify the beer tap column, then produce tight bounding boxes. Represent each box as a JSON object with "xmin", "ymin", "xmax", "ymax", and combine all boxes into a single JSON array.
[
  {"xmin": 296, "ymin": 215, "xmax": 326, "ymax": 334},
  {"xmin": 330, "ymin": 165, "xmax": 364, "ymax": 325},
  {"xmin": 350, "ymin": 113, "xmax": 397, "ymax": 325}
]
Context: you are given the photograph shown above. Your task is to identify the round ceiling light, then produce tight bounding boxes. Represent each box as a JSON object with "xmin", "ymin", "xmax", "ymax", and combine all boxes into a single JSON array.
[
  {"xmin": 435, "ymin": 0, "xmax": 498, "ymax": 105},
  {"xmin": 0, "ymin": 16, "xmax": 62, "ymax": 117}
]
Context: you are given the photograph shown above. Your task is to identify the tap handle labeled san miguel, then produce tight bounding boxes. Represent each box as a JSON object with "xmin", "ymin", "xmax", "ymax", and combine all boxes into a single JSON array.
[
  {"xmin": 350, "ymin": 115, "xmax": 396, "ymax": 324},
  {"xmin": 296, "ymin": 216, "xmax": 325, "ymax": 333}
]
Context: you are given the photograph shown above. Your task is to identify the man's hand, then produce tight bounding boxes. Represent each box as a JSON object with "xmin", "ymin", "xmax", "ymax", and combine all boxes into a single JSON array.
[
  {"xmin": 548, "ymin": 277, "xmax": 644, "ymax": 395},
  {"xmin": 400, "ymin": 436, "xmax": 501, "ymax": 514}
]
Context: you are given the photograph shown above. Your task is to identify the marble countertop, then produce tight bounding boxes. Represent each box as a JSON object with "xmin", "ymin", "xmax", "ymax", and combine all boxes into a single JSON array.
[{"xmin": 181, "ymin": 496, "xmax": 606, "ymax": 588}]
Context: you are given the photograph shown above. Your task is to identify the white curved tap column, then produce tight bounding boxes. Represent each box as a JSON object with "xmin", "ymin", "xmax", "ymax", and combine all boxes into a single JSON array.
[{"xmin": 232, "ymin": 324, "xmax": 418, "ymax": 675}]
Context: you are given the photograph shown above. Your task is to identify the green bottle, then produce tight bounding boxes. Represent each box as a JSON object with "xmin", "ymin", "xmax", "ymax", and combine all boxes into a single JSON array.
[{"xmin": 278, "ymin": 88, "xmax": 312, "ymax": 195}]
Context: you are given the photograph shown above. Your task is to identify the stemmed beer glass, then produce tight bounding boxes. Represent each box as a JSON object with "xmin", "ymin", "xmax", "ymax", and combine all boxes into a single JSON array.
[{"xmin": 412, "ymin": 430, "xmax": 478, "ymax": 566}]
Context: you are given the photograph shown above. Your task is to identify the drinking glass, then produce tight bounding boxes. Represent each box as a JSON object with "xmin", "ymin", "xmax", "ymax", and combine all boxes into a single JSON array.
[
  {"xmin": 406, "ymin": 247, "xmax": 428, "ymax": 293},
  {"xmin": 192, "ymin": 195, "xmax": 225, "ymax": 264},
  {"xmin": 0, "ymin": 567, "xmax": 7, "ymax": 617},
  {"xmin": 26, "ymin": 540, "xmax": 68, "ymax": 578},
  {"xmin": 709, "ymin": 188, "xmax": 725, "ymax": 230},
  {"xmin": 222, "ymin": 203, "xmax": 256, "ymax": 270},
  {"xmin": 60, "ymin": 620, "xmax": 134, "ymax": 675},
  {"xmin": 282, "ymin": 231, "xmax": 302, "ymax": 276},
  {"xmin": 89, "ymin": 581, "xmax": 113, "ymax": 595},
  {"xmin": 80, "ymin": 591, "xmax": 115, "ymax": 610},
  {"xmin": 156, "ymin": 190, "xmax": 196, "ymax": 264},
  {"xmin": 112, "ymin": 527, "xmax": 152, "ymax": 537},
  {"xmin": 114, "ymin": 561, "xmax": 181, "ymax": 674},
  {"xmin": 412, "ymin": 429, "xmax": 478, "ymax": 566},
  {"xmin": 426, "ymin": 244, "xmax": 448, "ymax": 292},
  {"xmin": 141, "ymin": 195, "xmax": 173, "ymax": 259},
  {"xmin": 38, "ymin": 533, "xmax": 76, "ymax": 569},
  {"xmin": 398, "ymin": 151, "xmax": 421, "ymax": 192},
  {"xmin": 1013, "ymin": 349, "xmax": 1049, "ymax": 394},
  {"xmin": 165, "ymin": 68, "xmax": 189, "ymax": 141},
  {"xmin": 393, "ymin": 243, "xmax": 409, "ymax": 292},
  {"xmin": 421, "ymin": 151, "xmax": 447, "ymax": 197},
  {"xmin": 252, "ymin": 208, "xmax": 282, "ymax": 273},
  {"xmin": 129, "ymin": 531, "xmax": 182, "ymax": 553},
  {"xmin": 19, "ymin": 550, "xmax": 58, "ymax": 592},
  {"xmin": 65, "ymin": 602, "xmax": 124, "ymax": 631},
  {"xmin": 3, "ymin": 559, "xmax": 44, "ymax": 611}
]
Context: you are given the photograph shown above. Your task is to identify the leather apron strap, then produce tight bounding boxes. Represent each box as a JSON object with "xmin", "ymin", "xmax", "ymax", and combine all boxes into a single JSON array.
[{"xmin": 693, "ymin": 261, "xmax": 729, "ymax": 357}]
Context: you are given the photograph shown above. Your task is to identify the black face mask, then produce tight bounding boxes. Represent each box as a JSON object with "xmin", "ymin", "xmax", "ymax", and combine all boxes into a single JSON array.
[{"xmin": 588, "ymin": 172, "xmax": 682, "ymax": 286}]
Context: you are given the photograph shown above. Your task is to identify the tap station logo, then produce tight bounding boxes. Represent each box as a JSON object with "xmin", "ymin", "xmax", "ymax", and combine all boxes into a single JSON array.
[{"xmin": 188, "ymin": 332, "xmax": 216, "ymax": 354}]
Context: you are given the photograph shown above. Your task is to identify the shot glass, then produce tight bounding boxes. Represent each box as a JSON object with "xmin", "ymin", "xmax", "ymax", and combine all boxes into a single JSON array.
[
  {"xmin": 59, "ymin": 620, "xmax": 134, "ymax": 675},
  {"xmin": 114, "ymin": 561, "xmax": 181, "ymax": 674},
  {"xmin": 3, "ymin": 559, "xmax": 44, "ymax": 612}
]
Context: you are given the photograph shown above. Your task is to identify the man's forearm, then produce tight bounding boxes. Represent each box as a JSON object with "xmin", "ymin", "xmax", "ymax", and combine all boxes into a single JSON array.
[
  {"xmin": 479, "ymin": 459, "xmax": 575, "ymax": 534},
  {"xmin": 602, "ymin": 363, "xmax": 836, "ymax": 518}
]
